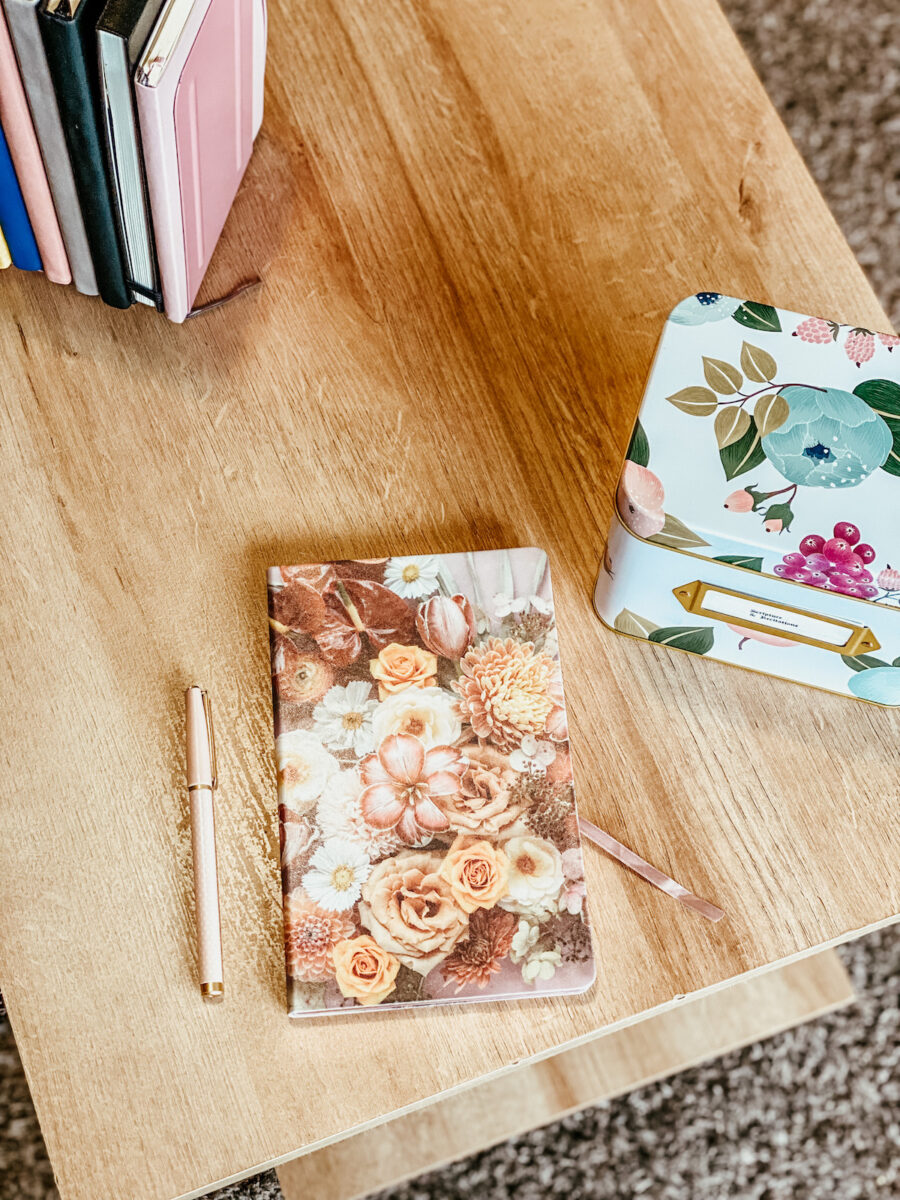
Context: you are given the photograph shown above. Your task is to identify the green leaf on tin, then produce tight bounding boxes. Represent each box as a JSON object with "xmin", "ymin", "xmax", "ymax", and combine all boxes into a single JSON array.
[
  {"xmin": 702, "ymin": 356, "xmax": 743, "ymax": 395},
  {"xmin": 647, "ymin": 512, "xmax": 711, "ymax": 550},
  {"xmin": 648, "ymin": 625, "xmax": 715, "ymax": 654},
  {"xmin": 731, "ymin": 302, "xmax": 782, "ymax": 333},
  {"xmin": 613, "ymin": 609, "xmax": 659, "ymax": 638},
  {"xmin": 714, "ymin": 405, "xmax": 751, "ymax": 448},
  {"xmin": 719, "ymin": 413, "xmax": 767, "ymax": 480},
  {"xmin": 713, "ymin": 554, "xmax": 764, "ymax": 572},
  {"xmin": 754, "ymin": 392, "xmax": 790, "ymax": 436},
  {"xmin": 626, "ymin": 419, "xmax": 650, "ymax": 467},
  {"xmin": 739, "ymin": 341, "xmax": 777, "ymax": 383},
  {"xmin": 841, "ymin": 654, "xmax": 890, "ymax": 673},
  {"xmin": 853, "ymin": 378, "xmax": 900, "ymax": 478},
  {"xmin": 666, "ymin": 386, "xmax": 718, "ymax": 416}
]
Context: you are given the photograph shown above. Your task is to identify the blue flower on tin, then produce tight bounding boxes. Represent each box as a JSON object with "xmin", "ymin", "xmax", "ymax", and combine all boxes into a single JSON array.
[
  {"xmin": 668, "ymin": 293, "xmax": 742, "ymax": 326},
  {"xmin": 848, "ymin": 666, "xmax": 900, "ymax": 706},
  {"xmin": 761, "ymin": 385, "xmax": 892, "ymax": 489}
]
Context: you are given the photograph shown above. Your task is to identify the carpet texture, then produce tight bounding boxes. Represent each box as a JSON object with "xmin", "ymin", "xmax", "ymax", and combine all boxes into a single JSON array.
[{"xmin": 1, "ymin": 2, "xmax": 898, "ymax": 1198}]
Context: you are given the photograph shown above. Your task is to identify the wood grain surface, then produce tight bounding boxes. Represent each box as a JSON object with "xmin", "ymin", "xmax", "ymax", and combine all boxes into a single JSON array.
[
  {"xmin": 0, "ymin": 2, "xmax": 897, "ymax": 1199},
  {"xmin": 277, "ymin": 950, "xmax": 854, "ymax": 1200}
]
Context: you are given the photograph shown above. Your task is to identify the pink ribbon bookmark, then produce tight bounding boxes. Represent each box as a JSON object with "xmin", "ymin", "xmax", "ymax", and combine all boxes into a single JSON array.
[{"xmin": 578, "ymin": 816, "xmax": 725, "ymax": 923}]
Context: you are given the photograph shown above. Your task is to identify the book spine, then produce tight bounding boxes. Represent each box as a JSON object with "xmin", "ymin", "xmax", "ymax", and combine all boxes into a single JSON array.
[
  {"xmin": 97, "ymin": 28, "xmax": 162, "ymax": 307},
  {"xmin": 0, "ymin": 122, "xmax": 42, "ymax": 269},
  {"xmin": 2, "ymin": 0, "xmax": 97, "ymax": 293},
  {"xmin": 0, "ymin": 8, "xmax": 71, "ymax": 282},
  {"xmin": 39, "ymin": 3, "xmax": 131, "ymax": 308},
  {"xmin": 136, "ymin": 76, "xmax": 189, "ymax": 322}
]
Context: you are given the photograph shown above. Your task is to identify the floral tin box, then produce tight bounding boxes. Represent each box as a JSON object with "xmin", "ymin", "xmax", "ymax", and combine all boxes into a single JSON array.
[
  {"xmin": 267, "ymin": 548, "xmax": 594, "ymax": 1016},
  {"xmin": 595, "ymin": 293, "xmax": 900, "ymax": 705}
]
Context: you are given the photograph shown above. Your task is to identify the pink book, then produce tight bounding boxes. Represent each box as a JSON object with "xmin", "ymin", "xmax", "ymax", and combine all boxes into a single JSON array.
[
  {"xmin": 135, "ymin": 0, "xmax": 266, "ymax": 323},
  {"xmin": 0, "ymin": 7, "xmax": 71, "ymax": 285}
]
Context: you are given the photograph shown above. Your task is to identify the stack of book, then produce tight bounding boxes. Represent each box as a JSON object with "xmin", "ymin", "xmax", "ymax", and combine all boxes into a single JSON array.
[{"xmin": 0, "ymin": 0, "xmax": 266, "ymax": 321}]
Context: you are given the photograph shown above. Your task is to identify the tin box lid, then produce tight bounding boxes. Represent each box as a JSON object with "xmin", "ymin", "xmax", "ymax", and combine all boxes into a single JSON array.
[{"xmin": 617, "ymin": 293, "xmax": 900, "ymax": 612}]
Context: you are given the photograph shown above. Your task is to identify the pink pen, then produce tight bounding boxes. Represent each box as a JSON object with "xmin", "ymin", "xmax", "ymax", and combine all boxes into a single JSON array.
[{"xmin": 185, "ymin": 687, "xmax": 224, "ymax": 1002}]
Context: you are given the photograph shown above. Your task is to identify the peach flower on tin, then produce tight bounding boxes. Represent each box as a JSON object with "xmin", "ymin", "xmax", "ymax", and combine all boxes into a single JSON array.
[
  {"xmin": 370, "ymin": 643, "xmax": 437, "ymax": 700},
  {"xmin": 333, "ymin": 935, "xmax": 400, "ymax": 1006},
  {"xmin": 359, "ymin": 733, "xmax": 464, "ymax": 844},
  {"xmin": 616, "ymin": 461, "xmax": 665, "ymax": 538},
  {"xmin": 454, "ymin": 638, "xmax": 567, "ymax": 751},
  {"xmin": 416, "ymin": 594, "xmax": 476, "ymax": 658},
  {"xmin": 441, "ymin": 742, "xmax": 524, "ymax": 837},
  {"xmin": 727, "ymin": 623, "xmax": 796, "ymax": 649},
  {"xmin": 439, "ymin": 835, "xmax": 510, "ymax": 913},
  {"xmin": 359, "ymin": 850, "xmax": 469, "ymax": 973}
]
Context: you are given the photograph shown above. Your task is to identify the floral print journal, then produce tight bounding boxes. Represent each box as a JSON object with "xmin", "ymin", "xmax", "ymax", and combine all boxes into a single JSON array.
[{"xmin": 267, "ymin": 548, "xmax": 595, "ymax": 1015}]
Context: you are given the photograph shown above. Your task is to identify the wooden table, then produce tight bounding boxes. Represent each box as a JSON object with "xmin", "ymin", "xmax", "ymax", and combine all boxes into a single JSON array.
[{"xmin": 0, "ymin": 2, "xmax": 896, "ymax": 1199}]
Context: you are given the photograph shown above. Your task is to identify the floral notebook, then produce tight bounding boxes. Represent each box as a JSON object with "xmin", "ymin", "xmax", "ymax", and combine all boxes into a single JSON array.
[{"xmin": 267, "ymin": 547, "xmax": 595, "ymax": 1016}]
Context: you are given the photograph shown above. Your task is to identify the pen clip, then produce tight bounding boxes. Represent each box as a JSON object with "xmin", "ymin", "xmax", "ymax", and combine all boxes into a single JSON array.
[{"xmin": 202, "ymin": 692, "xmax": 217, "ymax": 789}]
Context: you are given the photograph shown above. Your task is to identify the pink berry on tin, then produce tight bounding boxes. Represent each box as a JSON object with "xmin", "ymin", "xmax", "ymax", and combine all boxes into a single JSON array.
[
  {"xmin": 782, "ymin": 552, "xmax": 807, "ymax": 567},
  {"xmin": 860, "ymin": 585, "xmax": 880, "ymax": 599},
  {"xmin": 856, "ymin": 543, "xmax": 876, "ymax": 564},
  {"xmin": 858, "ymin": 569, "xmax": 873, "ymax": 584},
  {"xmin": 793, "ymin": 316, "xmax": 833, "ymax": 344},
  {"xmin": 788, "ymin": 566, "xmax": 812, "ymax": 582},
  {"xmin": 805, "ymin": 553, "xmax": 831, "ymax": 572},
  {"xmin": 806, "ymin": 572, "xmax": 829, "ymax": 587},
  {"xmin": 844, "ymin": 329, "xmax": 876, "ymax": 366},
  {"xmin": 823, "ymin": 537, "xmax": 854, "ymax": 564},
  {"xmin": 832, "ymin": 522, "xmax": 860, "ymax": 545},
  {"xmin": 799, "ymin": 534, "xmax": 825, "ymax": 554}
]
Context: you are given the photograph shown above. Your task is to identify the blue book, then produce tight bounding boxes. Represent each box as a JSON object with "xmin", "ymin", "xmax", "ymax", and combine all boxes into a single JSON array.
[{"xmin": 0, "ymin": 119, "xmax": 42, "ymax": 271}]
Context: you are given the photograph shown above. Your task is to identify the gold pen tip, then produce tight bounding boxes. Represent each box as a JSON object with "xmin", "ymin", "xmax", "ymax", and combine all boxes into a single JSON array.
[{"xmin": 201, "ymin": 982, "xmax": 225, "ymax": 1003}]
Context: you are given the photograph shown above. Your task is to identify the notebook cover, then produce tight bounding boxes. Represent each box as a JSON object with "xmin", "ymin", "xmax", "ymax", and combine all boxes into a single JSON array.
[
  {"xmin": 39, "ymin": 0, "xmax": 131, "ymax": 307},
  {"xmin": 1, "ymin": 0, "xmax": 95, "ymax": 292},
  {"xmin": 0, "ymin": 120, "xmax": 41, "ymax": 270},
  {"xmin": 136, "ymin": 0, "xmax": 264, "ymax": 322},
  {"xmin": 267, "ymin": 548, "xmax": 595, "ymax": 1017},
  {"xmin": 0, "ymin": 8, "xmax": 70, "ymax": 282},
  {"xmin": 97, "ymin": 0, "xmax": 165, "ymax": 307}
]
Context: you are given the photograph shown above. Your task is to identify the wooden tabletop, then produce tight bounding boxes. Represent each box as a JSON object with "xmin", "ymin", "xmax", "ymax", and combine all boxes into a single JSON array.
[{"xmin": 0, "ymin": 2, "xmax": 897, "ymax": 1199}]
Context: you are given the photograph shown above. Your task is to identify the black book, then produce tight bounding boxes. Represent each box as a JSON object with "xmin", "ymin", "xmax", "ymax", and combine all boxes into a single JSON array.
[
  {"xmin": 97, "ymin": 0, "xmax": 166, "ymax": 308},
  {"xmin": 39, "ymin": 0, "xmax": 132, "ymax": 309}
]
